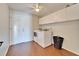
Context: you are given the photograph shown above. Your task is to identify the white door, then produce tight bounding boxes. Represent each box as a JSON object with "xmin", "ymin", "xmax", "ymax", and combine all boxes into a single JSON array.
[{"xmin": 10, "ymin": 12, "xmax": 33, "ymax": 45}]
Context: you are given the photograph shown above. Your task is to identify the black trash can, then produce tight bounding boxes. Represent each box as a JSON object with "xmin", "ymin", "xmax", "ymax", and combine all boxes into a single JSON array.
[
  {"xmin": 53, "ymin": 36, "xmax": 58, "ymax": 47},
  {"xmin": 53, "ymin": 36, "xmax": 64, "ymax": 49}
]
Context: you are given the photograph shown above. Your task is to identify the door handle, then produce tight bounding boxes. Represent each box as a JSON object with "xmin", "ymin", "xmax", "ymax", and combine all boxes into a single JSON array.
[{"xmin": 23, "ymin": 29, "xmax": 24, "ymax": 32}]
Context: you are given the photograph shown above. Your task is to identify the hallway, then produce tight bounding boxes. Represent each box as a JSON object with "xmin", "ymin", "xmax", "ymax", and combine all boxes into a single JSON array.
[{"xmin": 7, "ymin": 41, "xmax": 77, "ymax": 56}]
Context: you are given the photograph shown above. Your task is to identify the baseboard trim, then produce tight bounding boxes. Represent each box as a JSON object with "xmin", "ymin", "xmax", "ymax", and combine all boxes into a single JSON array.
[
  {"xmin": 63, "ymin": 48, "xmax": 79, "ymax": 55},
  {"xmin": 10, "ymin": 41, "xmax": 32, "ymax": 46}
]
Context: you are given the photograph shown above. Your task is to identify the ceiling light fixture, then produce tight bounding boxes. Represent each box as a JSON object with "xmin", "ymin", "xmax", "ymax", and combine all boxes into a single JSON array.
[
  {"xmin": 35, "ymin": 3, "xmax": 40, "ymax": 12},
  {"xmin": 35, "ymin": 8, "xmax": 40, "ymax": 12}
]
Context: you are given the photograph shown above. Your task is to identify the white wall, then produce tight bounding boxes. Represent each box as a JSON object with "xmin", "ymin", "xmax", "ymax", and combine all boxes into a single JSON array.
[
  {"xmin": 40, "ymin": 20, "xmax": 79, "ymax": 55},
  {"xmin": 32, "ymin": 15, "xmax": 39, "ymax": 30},
  {"xmin": 0, "ymin": 4, "xmax": 10, "ymax": 56},
  {"xmin": 10, "ymin": 9, "xmax": 33, "ymax": 45}
]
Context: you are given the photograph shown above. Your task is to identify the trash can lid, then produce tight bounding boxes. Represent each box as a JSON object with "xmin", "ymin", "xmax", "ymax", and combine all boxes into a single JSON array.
[{"xmin": 59, "ymin": 37, "xmax": 64, "ymax": 39}]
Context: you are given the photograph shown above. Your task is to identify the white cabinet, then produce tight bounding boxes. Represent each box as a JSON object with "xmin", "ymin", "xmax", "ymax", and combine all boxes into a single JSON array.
[
  {"xmin": 39, "ymin": 8, "xmax": 66, "ymax": 24},
  {"xmin": 66, "ymin": 4, "xmax": 79, "ymax": 21},
  {"xmin": 34, "ymin": 30, "xmax": 52, "ymax": 48},
  {"xmin": 39, "ymin": 4, "xmax": 79, "ymax": 25},
  {"xmin": 53, "ymin": 8, "xmax": 66, "ymax": 22}
]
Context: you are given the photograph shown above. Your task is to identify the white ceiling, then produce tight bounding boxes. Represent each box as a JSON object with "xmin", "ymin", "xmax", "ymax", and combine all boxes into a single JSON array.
[{"xmin": 8, "ymin": 3, "xmax": 74, "ymax": 18}]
